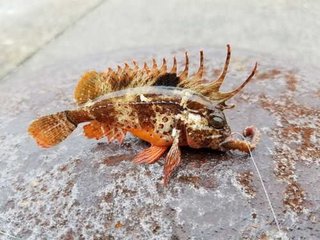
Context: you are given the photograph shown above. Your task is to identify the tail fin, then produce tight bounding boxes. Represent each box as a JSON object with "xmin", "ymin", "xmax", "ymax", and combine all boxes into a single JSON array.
[{"xmin": 28, "ymin": 111, "xmax": 77, "ymax": 148}]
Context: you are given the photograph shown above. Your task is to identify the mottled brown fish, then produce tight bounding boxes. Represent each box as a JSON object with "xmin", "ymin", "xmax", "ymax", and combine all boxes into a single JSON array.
[{"xmin": 28, "ymin": 45, "xmax": 260, "ymax": 185}]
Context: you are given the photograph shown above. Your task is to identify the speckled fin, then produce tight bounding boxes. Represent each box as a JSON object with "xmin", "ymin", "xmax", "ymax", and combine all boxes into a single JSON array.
[
  {"xmin": 132, "ymin": 146, "xmax": 168, "ymax": 164},
  {"xmin": 74, "ymin": 45, "xmax": 257, "ymax": 105},
  {"xmin": 28, "ymin": 111, "xmax": 76, "ymax": 148},
  {"xmin": 83, "ymin": 120, "xmax": 126, "ymax": 143},
  {"xmin": 74, "ymin": 57, "xmax": 182, "ymax": 105}
]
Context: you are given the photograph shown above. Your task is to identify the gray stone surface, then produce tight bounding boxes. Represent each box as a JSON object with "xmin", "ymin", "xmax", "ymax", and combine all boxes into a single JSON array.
[
  {"xmin": 0, "ymin": 0, "xmax": 320, "ymax": 239},
  {"xmin": 1, "ymin": 0, "xmax": 320, "ymax": 81},
  {"xmin": 0, "ymin": 0, "xmax": 104, "ymax": 78},
  {"xmin": 0, "ymin": 47, "xmax": 319, "ymax": 239}
]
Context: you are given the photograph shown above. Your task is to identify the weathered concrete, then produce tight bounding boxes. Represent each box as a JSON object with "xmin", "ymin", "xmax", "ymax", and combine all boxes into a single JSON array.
[
  {"xmin": 2, "ymin": 1, "xmax": 320, "ymax": 80},
  {"xmin": 0, "ymin": 0, "xmax": 105, "ymax": 78},
  {"xmin": 1, "ymin": 0, "xmax": 320, "ymax": 239},
  {"xmin": 0, "ymin": 47, "xmax": 319, "ymax": 239}
]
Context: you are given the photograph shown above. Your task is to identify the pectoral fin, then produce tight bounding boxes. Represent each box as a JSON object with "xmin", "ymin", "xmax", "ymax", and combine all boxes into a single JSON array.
[{"xmin": 83, "ymin": 120, "xmax": 126, "ymax": 143}]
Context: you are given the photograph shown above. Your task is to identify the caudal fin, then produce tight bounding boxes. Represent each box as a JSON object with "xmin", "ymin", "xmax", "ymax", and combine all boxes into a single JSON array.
[{"xmin": 28, "ymin": 111, "xmax": 77, "ymax": 148}]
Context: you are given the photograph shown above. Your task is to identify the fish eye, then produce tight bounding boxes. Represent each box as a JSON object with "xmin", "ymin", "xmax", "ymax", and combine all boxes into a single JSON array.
[{"xmin": 211, "ymin": 115, "xmax": 225, "ymax": 129}]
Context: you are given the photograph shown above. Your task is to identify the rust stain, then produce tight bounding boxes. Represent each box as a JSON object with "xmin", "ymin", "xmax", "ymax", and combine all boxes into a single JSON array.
[
  {"xmin": 235, "ymin": 171, "xmax": 256, "ymax": 197},
  {"xmin": 259, "ymin": 93, "xmax": 319, "ymax": 214},
  {"xmin": 301, "ymin": 128, "xmax": 314, "ymax": 148},
  {"xmin": 260, "ymin": 95, "xmax": 320, "ymax": 163},
  {"xmin": 284, "ymin": 73, "xmax": 298, "ymax": 91},
  {"xmin": 256, "ymin": 69, "xmax": 281, "ymax": 80},
  {"xmin": 283, "ymin": 182, "xmax": 306, "ymax": 214},
  {"xmin": 274, "ymin": 157, "xmax": 295, "ymax": 182},
  {"xmin": 115, "ymin": 221, "xmax": 124, "ymax": 229},
  {"xmin": 102, "ymin": 192, "xmax": 113, "ymax": 203}
]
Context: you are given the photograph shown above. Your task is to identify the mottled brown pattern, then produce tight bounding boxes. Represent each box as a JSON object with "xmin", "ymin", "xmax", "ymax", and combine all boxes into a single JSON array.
[
  {"xmin": 131, "ymin": 102, "xmax": 157, "ymax": 130},
  {"xmin": 89, "ymin": 100, "xmax": 117, "ymax": 124},
  {"xmin": 29, "ymin": 46, "xmax": 259, "ymax": 184}
]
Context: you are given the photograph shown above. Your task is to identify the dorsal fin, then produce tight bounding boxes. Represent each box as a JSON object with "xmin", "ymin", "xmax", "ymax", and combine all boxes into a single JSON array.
[
  {"xmin": 74, "ymin": 45, "xmax": 257, "ymax": 105},
  {"xmin": 74, "ymin": 71, "xmax": 105, "ymax": 104}
]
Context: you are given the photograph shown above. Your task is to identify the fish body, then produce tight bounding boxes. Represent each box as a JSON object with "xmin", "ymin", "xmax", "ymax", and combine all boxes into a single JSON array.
[
  {"xmin": 28, "ymin": 46, "xmax": 260, "ymax": 184},
  {"xmin": 86, "ymin": 86, "xmax": 230, "ymax": 148}
]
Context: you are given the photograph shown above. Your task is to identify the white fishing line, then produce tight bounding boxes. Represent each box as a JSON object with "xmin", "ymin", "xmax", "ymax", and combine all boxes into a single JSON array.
[{"xmin": 232, "ymin": 132, "xmax": 281, "ymax": 233}]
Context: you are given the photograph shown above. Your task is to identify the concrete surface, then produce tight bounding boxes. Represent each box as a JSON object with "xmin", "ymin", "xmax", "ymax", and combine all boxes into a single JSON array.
[
  {"xmin": 0, "ymin": 0, "xmax": 105, "ymax": 79},
  {"xmin": 0, "ymin": 0, "xmax": 319, "ymax": 239},
  {"xmin": 1, "ymin": 0, "xmax": 320, "ymax": 80}
]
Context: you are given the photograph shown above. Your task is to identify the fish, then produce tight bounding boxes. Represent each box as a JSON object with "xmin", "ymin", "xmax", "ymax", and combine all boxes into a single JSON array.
[{"xmin": 28, "ymin": 45, "xmax": 260, "ymax": 185}]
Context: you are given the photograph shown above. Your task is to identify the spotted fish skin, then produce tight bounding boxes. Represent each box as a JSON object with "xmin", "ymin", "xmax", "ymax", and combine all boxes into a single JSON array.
[
  {"xmin": 80, "ymin": 86, "xmax": 231, "ymax": 149},
  {"xmin": 28, "ymin": 46, "xmax": 260, "ymax": 185}
]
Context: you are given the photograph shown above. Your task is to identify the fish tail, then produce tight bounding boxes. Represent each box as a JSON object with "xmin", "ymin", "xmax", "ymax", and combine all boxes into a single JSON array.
[{"xmin": 28, "ymin": 110, "xmax": 90, "ymax": 148}]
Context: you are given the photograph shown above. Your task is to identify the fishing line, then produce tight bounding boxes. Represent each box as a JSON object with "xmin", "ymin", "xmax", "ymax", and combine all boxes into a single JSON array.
[{"xmin": 232, "ymin": 132, "xmax": 281, "ymax": 233}]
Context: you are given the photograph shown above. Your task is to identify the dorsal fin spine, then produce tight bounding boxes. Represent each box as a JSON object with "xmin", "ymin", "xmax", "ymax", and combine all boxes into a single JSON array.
[{"xmin": 74, "ymin": 46, "xmax": 256, "ymax": 105}]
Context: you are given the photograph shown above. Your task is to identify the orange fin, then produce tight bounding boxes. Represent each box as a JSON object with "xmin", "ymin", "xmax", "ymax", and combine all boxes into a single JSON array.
[
  {"xmin": 28, "ymin": 111, "xmax": 77, "ymax": 148},
  {"xmin": 83, "ymin": 120, "xmax": 104, "ymax": 140},
  {"xmin": 83, "ymin": 120, "xmax": 126, "ymax": 143},
  {"xmin": 74, "ymin": 71, "xmax": 105, "ymax": 105},
  {"xmin": 105, "ymin": 128, "xmax": 127, "ymax": 144},
  {"xmin": 163, "ymin": 130, "xmax": 181, "ymax": 185},
  {"xmin": 74, "ymin": 46, "xmax": 256, "ymax": 106},
  {"xmin": 133, "ymin": 145, "xmax": 168, "ymax": 164}
]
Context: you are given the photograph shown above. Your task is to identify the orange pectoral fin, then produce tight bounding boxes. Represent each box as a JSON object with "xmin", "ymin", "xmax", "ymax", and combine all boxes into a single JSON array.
[
  {"xmin": 105, "ymin": 128, "xmax": 127, "ymax": 144},
  {"xmin": 133, "ymin": 145, "xmax": 168, "ymax": 164},
  {"xmin": 83, "ymin": 120, "xmax": 104, "ymax": 140},
  {"xmin": 83, "ymin": 121, "xmax": 126, "ymax": 143}
]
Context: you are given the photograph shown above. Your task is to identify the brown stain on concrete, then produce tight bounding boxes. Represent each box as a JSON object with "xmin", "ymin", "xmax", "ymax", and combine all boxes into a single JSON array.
[
  {"xmin": 177, "ymin": 175, "xmax": 201, "ymax": 188},
  {"xmin": 283, "ymin": 182, "xmax": 306, "ymax": 213},
  {"xmin": 260, "ymin": 95, "xmax": 320, "ymax": 163},
  {"xmin": 256, "ymin": 69, "xmax": 281, "ymax": 80},
  {"xmin": 235, "ymin": 171, "xmax": 256, "ymax": 197},
  {"xmin": 274, "ymin": 157, "xmax": 295, "ymax": 182},
  {"xmin": 284, "ymin": 72, "xmax": 298, "ymax": 91},
  {"xmin": 259, "ymin": 93, "xmax": 319, "ymax": 213}
]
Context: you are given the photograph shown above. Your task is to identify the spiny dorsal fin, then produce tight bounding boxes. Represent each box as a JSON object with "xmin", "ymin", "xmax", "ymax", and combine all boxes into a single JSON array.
[
  {"xmin": 74, "ymin": 45, "xmax": 257, "ymax": 105},
  {"xmin": 74, "ymin": 71, "xmax": 106, "ymax": 104}
]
